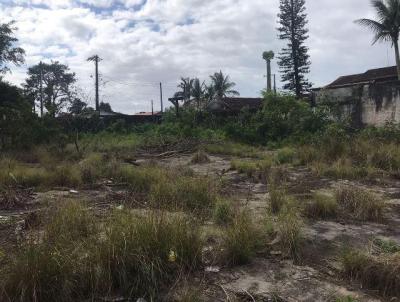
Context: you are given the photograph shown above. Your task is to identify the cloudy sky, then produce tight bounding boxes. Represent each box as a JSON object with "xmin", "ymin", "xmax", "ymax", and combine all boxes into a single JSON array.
[{"xmin": 0, "ymin": 0, "xmax": 396, "ymax": 113}]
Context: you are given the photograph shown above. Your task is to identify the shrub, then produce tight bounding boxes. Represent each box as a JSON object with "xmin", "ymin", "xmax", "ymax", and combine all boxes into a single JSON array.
[
  {"xmin": 335, "ymin": 186, "xmax": 385, "ymax": 221},
  {"xmin": 213, "ymin": 199, "xmax": 233, "ymax": 225},
  {"xmin": 231, "ymin": 160, "xmax": 258, "ymax": 178},
  {"xmin": 304, "ymin": 193, "xmax": 338, "ymax": 219},
  {"xmin": 222, "ymin": 210, "xmax": 260, "ymax": 265},
  {"xmin": 79, "ymin": 153, "xmax": 104, "ymax": 184},
  {"xmin": 190, "ymin": 150, "xmax": 211, "ymax": 164},
  {"xmin": 341, "ymin": 250, "xmax": 400, "ymax": 297}
]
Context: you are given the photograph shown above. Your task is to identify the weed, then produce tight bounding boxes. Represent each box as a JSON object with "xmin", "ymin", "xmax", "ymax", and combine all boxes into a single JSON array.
[
  {"xmin": 149, "ymin": 176, "xmax": 218, "ymax": 212},
  {"xmin": 49, "ymin": 165, "xmax": 82, "ymax": 188},
  {"xmin": 204, "ymin": 142, "xmax": 263, "ymax": 158},
  {"xmin": 276, "ymin": 147, "xmax": 296, "ymax": 164},
  {"xmin": 304, "ymin": 193, "xmax": 338, "ymax": 219},
  {"xmin": 213, "ymin": 199, "xmax": 234, "ymax": 225},
  {"xmin": 373, "ymin": 238, "xmax": 400, "ymax": 254},
  {"xmin": 335, "ymin": 186, "xmax": 385, "ymax": 221},
  {"xmin": 222, "ymin": 210, "xmax": 260, "ymax": 265},
  {"xmin": 276, "ymin": 207, "xmax": 303, "ymax": 261},
  {"xmin": 341, "ymin": 249, "xmax": 400, "ymax": 297},
  {"xmin": 268, "ymin": 186, "xmax": 287, "ymax": 214}
]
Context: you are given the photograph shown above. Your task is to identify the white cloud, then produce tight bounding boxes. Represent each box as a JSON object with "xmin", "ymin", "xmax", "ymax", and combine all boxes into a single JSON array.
[{"xmin": 0, "ymin": 0, "xmax": 396, "ymax": 113}]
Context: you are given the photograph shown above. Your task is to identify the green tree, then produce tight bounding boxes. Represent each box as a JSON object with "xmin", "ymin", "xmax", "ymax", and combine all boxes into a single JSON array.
[
  {"xmin": 356, "ymin": 0, "xmax": 400, "ymax": 80},
  {"xmin": 24, "ymin": 61, "xmax": 76, "ymax": 117},
  {"xmin": 0, "ymin": 21, "xmax": 25, "ymax": 74},
  {"xmin": 191, "ymin": 78, "xmax": 205, "ymax": 110},
  {"xmin": 178, "ymin": 77, "xmax": 194, "ymax": 103},
  {"xmin": 277, "ymin": 0, "xmax": 312, "ymax": 97},
  {"xmin": 209, "ymin": 71, "xmax": 239, "ymax": 100},
  {"xmin": 69, "ymin": 98, "xmax": 88, "ymax": 115},
  {"xmin": 99, "ymin": 101, "xmax": 113, "ymax": 112}
]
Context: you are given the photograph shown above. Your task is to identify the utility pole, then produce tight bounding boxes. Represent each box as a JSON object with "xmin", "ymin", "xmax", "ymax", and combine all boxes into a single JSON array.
[
  {"xmin": 273, "ymin": 74, "xmax": 277, "ymax": 94},
  {"xmin": 39, "ymin": 61, "xmax": 44, "ymax": 117},
  {"xmin": 151, "ymin": 100, "xmax": 154, "ymax": 116},
  {"xmin": 159, "ymin": 82, "xmax": 163, "ymax": 113},
  {"xmin": 87, "ymin": 55, "xmax": 102, "ymax": 111}
]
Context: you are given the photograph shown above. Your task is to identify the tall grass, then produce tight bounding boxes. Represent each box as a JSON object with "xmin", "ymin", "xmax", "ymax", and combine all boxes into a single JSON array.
[
  {"xmin": 304, "ymin": 193, "xmax": 338, "ymax": 219},
  {"xmin": 341, "ymin": 250, "xmax": 400, "ymax": 297},
  {"xmin": 222, "ymin": 210, "xmax": 260, "ymax": 265},
  {"xmin": 335, "ymin": 186, "xmax": 385, "ymax": 221},
  {"xmin": 0, "ymin": 204, "xmax": 202, "ymax": 301}
]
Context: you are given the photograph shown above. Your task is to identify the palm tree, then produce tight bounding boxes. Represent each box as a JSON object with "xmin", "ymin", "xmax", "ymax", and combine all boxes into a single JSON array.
[
  {"xmin": 178, "ymin": 77, "xmax": 194, "ymax": 103},
  {"xmin": 355, "ymin": 0, "xmax": 400, "ymax": 79},
  {"xmin": 263, "ymin": 51, "xmax": 275, "ymax": 91},
  {"xmin": 209, "ymin": 71, "xmax": 239, "ymax": 100},
  {"xmin": 191, "ymin": 78, "xmax": 205, "ymax": 110}
]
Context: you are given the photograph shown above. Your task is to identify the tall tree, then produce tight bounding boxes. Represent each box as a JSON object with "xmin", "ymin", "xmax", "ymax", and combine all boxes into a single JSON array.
[
  {"xmin": 99, "ymin": 101, "xmax": 113, "ymax": 112},
  {"xmin": 356, "ymin": 0, "xmax": 400, "ymax": 80},
  {"xmin": 277, "ymin": 0, "xmax": 312, "ymax": 97},
  {"xmin": 178, "ymin": 77, "xmax": 194, "ymax": 103},
  {"xmin": 0, "ymin": 21, "xmax": 25, "ymax": 74},
  {"xmin": 24, "ymin": 61, "xmax": 76, "ymax": 117},
  {"xmin": 209, "ymin": 71, "xmax": 239, "ymax": 100},
  {"xmin": 191, "ymin": 78, "xmax": 205, "ymax": 110}
]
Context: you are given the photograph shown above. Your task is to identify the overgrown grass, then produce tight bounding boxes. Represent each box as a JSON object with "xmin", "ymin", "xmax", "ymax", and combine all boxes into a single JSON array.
[
  {"xmin": 204, "ymin": 142, "xmax": 264, "ymax": 158},
  {"xmin": 222, "ymin": 210, "xmax": 261, "ymax": 265},
  {"xmin": 341, "ymin": 249, "xmax": 400, "ymax": 297},
  {"xmin": 149, "ymin": 176, "xmax": 218, "ymax": 212},
  {"xmin": 373, "ymin": 238, "xmax": 400, "ymax": 254},
  {"xmin": 268, "ymin": 186, "xmax": 287, "ymax": 214},
  {"xmin": 304, "ymin": 193, "xmax": 338, "ymax": 219},
  {"xmin": 231, "ymin": 157, "xmax": 275, "ymax": 183},
  {"xmin": 276, "ymin": 206, "xmax": 303, "ymax": 261},
  {"xmin": 0, "ymin": 203, "xmax": 202, "ymax": 301},
  {"xmin": 213, "ymin": 199, "xmax": 234, "ymax": 225},
  {"xmin": 335, "ymin": 186, "xmax": 385, "ymax": 221}
]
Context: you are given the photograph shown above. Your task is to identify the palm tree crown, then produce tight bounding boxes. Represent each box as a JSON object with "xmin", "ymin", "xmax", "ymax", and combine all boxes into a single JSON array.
[
  {"xmin": 210, "ymin": 71, "xmax": 239, "ymax": 100},
  {"xmin": 356, "ymin": 0, "xmax": 400, "ymax": 79}
]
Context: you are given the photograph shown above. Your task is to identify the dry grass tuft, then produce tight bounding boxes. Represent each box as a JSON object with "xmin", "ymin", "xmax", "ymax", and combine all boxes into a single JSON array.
[
  {"xmin": 222, "ymin": 210, "xmax": 261, "ymax": 265},
  {"xmin": 276, "ymin": 206, "xmax": 303, "ymax": 261},
  {"xmin": 190, "ymin": 150, "xmax": 211, "ymax": 164},
  {"xmin": 304, "ymin": 193, "xmax": 338, "ymax": 219},
  {"xmin": 341, "ymin": 249, "xmax": 400, "ymax": 297},
  {"xmin": 335, "ymin": 186, "xmax": 385, "ymax": 221}
]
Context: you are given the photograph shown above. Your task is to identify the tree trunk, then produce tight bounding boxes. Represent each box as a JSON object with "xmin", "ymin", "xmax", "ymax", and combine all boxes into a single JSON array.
[{"xmin": 395, "ymin": 40, "xmax": 400, "ymax": 80}]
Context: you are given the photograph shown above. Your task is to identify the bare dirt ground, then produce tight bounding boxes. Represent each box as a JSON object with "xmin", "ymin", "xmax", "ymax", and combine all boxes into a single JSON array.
[{"xmin": 1, "ymin": 153, "xmax": 400, "ymax": 301}]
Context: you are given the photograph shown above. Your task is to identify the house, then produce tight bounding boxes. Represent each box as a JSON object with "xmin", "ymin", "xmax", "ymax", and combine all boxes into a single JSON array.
[
  {"xmin": 207, "ymin": 97, "xmax": 263, "ymax": 114},
  {"xmin": 313, "ymin": 66, "xmax": 400, "ymax": 127}
]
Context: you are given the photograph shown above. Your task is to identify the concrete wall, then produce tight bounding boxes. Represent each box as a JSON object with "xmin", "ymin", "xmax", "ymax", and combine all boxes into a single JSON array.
[{"xmin": 315, "ymin": 81, "xmax": 400, "ymax": 127}]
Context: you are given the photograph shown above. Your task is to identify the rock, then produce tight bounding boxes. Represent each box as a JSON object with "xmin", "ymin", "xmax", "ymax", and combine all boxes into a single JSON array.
[
  {"xmin": 205, "ymin": 266, "xmax": 220, "ymax": 273},
  {"xmin": 69, "ymin": 190, "xmax": 79, "ymax": 194}
]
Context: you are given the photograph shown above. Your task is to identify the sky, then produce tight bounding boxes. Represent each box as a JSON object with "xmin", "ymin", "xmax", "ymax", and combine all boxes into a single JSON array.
[{"xmin": 0, "ymin": 0, "xmax": 396, "ymax": 114}]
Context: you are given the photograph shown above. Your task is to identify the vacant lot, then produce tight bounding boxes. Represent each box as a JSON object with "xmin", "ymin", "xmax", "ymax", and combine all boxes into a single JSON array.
[{"xmin": 0, "ymin": 138, "xmax": 399, "ymax": 302}]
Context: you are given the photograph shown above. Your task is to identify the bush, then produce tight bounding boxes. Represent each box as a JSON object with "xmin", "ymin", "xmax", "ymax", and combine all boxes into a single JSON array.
[
  {"xmin": 276, "ymin": 147, "xmax": 296, "ymax": 164},
  {"xmin": 335, "ymin": 186, "xmax": 385, "ymax": 221}
]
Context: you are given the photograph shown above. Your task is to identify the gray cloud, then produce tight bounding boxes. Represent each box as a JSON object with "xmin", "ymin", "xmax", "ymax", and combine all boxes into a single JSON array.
[{"xmin": 0, "ymin": 0, "xmax": 396, "ymax": 113}]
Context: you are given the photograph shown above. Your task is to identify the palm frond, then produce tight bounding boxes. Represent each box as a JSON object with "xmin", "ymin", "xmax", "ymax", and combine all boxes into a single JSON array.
[
  {"xmin": 372, "ymin": 0, "xmax": 390, "ymax": 21},
  {"xmin": 355, "ymin": 18, "xmax": 391, "ymax": 44}
]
